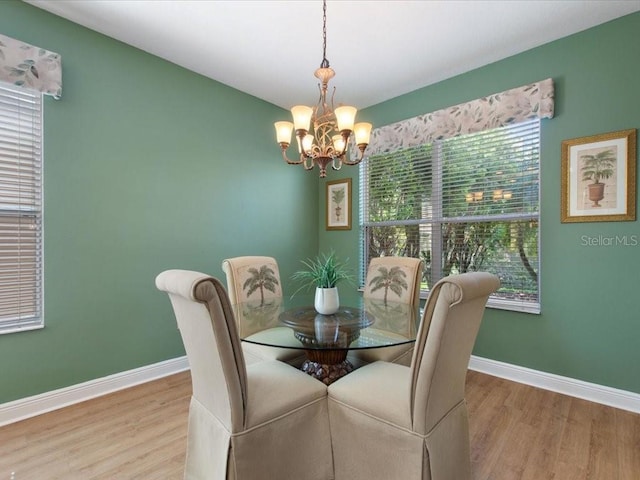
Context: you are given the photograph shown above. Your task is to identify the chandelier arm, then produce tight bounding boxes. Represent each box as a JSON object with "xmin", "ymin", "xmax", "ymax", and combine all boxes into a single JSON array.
[
  {"xmin": 340, "ymin": 158, "xmax": 363, "ymax": 166},
  {"xmin": 340, "ymin": 145, "xmax": 366, "ymax": 166},
  {"xmin": 303, "ymin": 157, "xmax": 316, "ymax": 170},
  {"xmin": 336, "ymin": 129, "xmax": 352, "ymax": 156},
  {"xmin": 317, "ymin": 83, "xmax": 325, "ymax": 107},
  {"xmin": 280, "ymin": 146, "xmax": 304, "ymax": 165}
]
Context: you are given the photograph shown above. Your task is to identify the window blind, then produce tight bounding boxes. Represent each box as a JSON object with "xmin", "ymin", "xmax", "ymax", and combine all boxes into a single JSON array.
[
  {"xmin": 361, "ymin": 119, "xmax": 540, "ymax": 313},
  {"xmin": 0, "ymin": 82, "xmax": 43, "ymax": 333}
]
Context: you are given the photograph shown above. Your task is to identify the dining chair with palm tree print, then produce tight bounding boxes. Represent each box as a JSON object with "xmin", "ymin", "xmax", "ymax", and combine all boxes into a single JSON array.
[
  {"xmin": 367, "ymin": 264, "xmax": 411, "ymax": 304},
  {"xmin": 350, "ymin": 256, "xmax": 423, "ymax": 367},
  {"xmin": 222, "ymin": 256, "xmax": 305, "ymax": 366},
  {"xmin": 222, "ymin": 256, "xmax": 282, "ymax": 305}
]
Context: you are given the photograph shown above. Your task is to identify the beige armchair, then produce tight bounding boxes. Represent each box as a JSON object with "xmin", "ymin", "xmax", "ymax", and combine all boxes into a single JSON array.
[
  {"xmin": 350, "ymin": 256, "xmax": 423, "ymax": 367},
  {"xmin": 328, "ymin": 272, "xmax": 500, "ymax": 480},
  {"xmin": 221, "ymin": 256, "xmax": 305, "ymax": 366},
  {"xmin": 156, "ymin": 269, "xmax": 333, "ymax": 480}
]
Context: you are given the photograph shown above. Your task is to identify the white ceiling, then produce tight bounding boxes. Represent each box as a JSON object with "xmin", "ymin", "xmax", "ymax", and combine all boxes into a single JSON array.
[{"xmin": 26, "ymin": 0, "xmax": 640, "ymax": 110}]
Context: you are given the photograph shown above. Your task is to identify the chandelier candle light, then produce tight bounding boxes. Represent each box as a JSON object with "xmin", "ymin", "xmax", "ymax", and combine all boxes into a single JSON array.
[{"xmin": 274, "ymin": 0, "xmax": 372, "ymax": 178}]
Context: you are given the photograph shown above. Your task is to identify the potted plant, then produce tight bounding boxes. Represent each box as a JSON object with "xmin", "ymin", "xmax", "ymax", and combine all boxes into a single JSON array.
[
  {"xmin": 332, "ymin": 187, "xmax": 345, "ymax": 222},
  {"xmin": 580, "ymin": 148, "xmax": 616, "ymax": 207},
  {"xmin": 291, "ymin": 251, "xmax": 354, "ymax": 315}
]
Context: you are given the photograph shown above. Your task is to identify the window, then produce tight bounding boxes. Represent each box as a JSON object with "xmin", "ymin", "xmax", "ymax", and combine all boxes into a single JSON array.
[
  {"xmin": 0, "ymin": 82, "xmax": 43, "ymax": 333},
  {"xmin": 361, "ymin": 119, "xmax": 540, "ymax": 313}
]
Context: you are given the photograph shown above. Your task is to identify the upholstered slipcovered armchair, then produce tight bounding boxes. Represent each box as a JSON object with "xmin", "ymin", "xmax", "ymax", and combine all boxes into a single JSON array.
[
  {"xmin": 328, "ymin": 272, "xmax": 500, "ymax": 480},
  {"xmin": 221, "ymin": 256, "xmax": 305, "ymax": 366},
  {"xmin": 350, "ymin": 256, "xmax": 423, "ymax": 367},
  {"xmin": 156, "ymin": 270, "xmax": 333, "ymax": 480}
]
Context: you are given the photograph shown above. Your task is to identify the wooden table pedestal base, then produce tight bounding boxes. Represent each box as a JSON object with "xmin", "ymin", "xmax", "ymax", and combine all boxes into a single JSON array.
[
  {"xmin": 301, "ymin": 359, "xmax": 354, "ymax": 385},
  {"xmin": 301, "ymin": 349, "xmax": 354, "ymax": 384}
]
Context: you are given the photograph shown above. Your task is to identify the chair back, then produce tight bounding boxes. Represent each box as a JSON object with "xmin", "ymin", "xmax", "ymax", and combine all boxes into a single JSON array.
[
  {"xmin": 363, "ymin": 256, "xmax": 423, "ymax": 307},
  {"xmin": 156, "ymin": 269, "xmax": 247, "ymax": 433},
  {"xmin": 221, "ymin": 256, "xmax": 282, "ymax": 305},
  {"xmin": 410, "ymin": 272, "xmax": 499, "ymax": 435}
]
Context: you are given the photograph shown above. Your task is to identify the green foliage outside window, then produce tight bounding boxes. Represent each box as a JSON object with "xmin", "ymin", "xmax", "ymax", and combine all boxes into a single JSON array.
[{"xmin": 362, "ymin": 120, "xmax": 540, "ymax": 305}]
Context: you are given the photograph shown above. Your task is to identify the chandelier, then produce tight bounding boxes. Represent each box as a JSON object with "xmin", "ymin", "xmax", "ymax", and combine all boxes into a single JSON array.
[{"xmin": 274, "ymin": 0, "xmax": 372, "ymax": 178}]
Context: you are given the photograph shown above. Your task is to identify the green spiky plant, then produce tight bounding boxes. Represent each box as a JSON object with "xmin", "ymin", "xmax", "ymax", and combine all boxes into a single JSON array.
[
  {"xmin": 580, "ymin": 149, "xmax": 616, "ymax": 184},
  {"xmin": 291, "ymin": 251, "xmax": 354, "ymax": 296},
  {"xmin": 331, "ymin": 187, "xmax": 345, "ymax": 206}
]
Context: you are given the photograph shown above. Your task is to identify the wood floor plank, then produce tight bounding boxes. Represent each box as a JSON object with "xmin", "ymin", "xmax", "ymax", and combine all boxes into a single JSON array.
[
  {"xmin": 519, "ymin": 391, "xmax": 572, "ymax": 480},
  {"xmin": 469, "ymin": 374, "xmax": 526, "ymax": 480},
  {"xmin": 586, "ymin": 402, "xmax": 618, "ymax": 480},
  {"xmin": 553, "ymin": 397, "xmax": 593, "ymax": 480},
  {"xmin": 616, "ymin": 408, "xmax": 640, "ymax": 480},
  {"xmin": 1, "ymin": 369, "xmax": 639, "ymax": 479}
]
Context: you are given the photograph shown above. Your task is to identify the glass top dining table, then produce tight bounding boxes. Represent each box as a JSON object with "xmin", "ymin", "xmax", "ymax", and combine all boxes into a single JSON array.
[{"xmin": 231, "ymin": 291, "xmax": 420, "ymax": 383}]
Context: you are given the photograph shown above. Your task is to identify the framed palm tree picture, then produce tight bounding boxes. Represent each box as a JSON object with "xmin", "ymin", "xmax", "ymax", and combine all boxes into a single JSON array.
[
  {"xmin": 326, "ymin": 178, "xmax": 352, "ymax": 230},
  {"xmin": 561, "ymin": 129, "xmax": 636, "ymax": 222}
]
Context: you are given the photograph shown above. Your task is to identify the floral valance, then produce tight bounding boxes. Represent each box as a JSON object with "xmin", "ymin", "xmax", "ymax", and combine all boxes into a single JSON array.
[
  {"xmin": 0, "ymin": 33, "xmax": 62, "ymax": 99},
  {"xmin": 357, "ymin": 78, "xmax": 554, "ymax": 158}
]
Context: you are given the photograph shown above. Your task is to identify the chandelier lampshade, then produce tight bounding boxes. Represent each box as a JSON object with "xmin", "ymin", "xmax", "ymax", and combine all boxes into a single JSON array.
[{"xmin": 274, "ymin": 0, "xmax": 372, "ymax": 177}]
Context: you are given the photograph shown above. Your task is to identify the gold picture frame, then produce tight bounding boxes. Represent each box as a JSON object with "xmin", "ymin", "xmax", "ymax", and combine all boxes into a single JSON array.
[
  {"xmin": 326, "ymin": 178, "xmax": 352, "ymax": 230},
  {"xmin": 561, "ymin": 129, "xmax": 636, "ymax": 223}
]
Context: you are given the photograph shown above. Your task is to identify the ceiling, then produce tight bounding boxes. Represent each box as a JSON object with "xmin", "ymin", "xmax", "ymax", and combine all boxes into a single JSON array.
[{"xmin": 26, "ymin": 0, "xmax": 640, "ymax": 110}]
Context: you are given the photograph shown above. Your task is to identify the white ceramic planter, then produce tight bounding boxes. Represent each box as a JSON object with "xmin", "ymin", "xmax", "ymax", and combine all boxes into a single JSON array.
[{"xmin": 314, "ymin": 287, "xmax": 339, "ymax": 315}]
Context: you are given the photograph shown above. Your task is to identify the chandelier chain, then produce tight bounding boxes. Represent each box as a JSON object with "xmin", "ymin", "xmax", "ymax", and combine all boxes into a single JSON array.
[{"xmin": 320, "ymin": 0, "xmax": 329, "ymax": 68}]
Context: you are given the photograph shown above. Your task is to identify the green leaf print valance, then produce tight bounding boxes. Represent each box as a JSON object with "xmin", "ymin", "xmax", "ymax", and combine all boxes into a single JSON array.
[
  {"xmin": 0, "ymin": 33, "xmax": 62, "ymax": 99},
  {"xmin": 356, "ymin": 78, "xmax": 554, "ymax": 159}
]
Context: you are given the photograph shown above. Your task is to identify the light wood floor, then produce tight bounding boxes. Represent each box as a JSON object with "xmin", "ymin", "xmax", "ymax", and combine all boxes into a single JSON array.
[{"xmin": 1, "ymin": 370, "xmax": 639, "ymax": 479}]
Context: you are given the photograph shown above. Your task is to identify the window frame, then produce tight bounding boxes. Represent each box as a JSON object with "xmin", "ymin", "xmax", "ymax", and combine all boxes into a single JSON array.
[
  {"xmin": 0, "ymin": 82, "xmax": 44, "ymax": 334},
  {"xmin": 360, "ymin": 119, "xmax": 541, "ymax": 314}
]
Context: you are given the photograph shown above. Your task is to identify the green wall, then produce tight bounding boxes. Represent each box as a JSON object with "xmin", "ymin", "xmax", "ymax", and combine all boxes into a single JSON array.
[
  {"xmin": 2, "ymin": 2, "xmax": 638, "ymax": 404},
  {"xmin": 320, "ymin": 12, "xmax": 640, "ymax": 394},
  {"xmin": 0, "ymin": 1, "xmax": 317, "ymax": 403}
]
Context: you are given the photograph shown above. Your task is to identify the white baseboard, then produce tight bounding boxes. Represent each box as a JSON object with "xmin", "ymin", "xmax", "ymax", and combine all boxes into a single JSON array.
[
  {"xmin": 469, "ymin": 355, "xmax": 640, "ymax": 414},
  {"xmin": 3, "ymin": 355, "xmax": 638, "ymax": 428},
  {"xmin": 0, "ymin": 356, "xmax": 189, "ymax": 427}
]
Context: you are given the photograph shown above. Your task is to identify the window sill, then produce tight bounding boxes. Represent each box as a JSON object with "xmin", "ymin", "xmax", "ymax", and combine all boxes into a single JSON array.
[
  {"xmin": 360, "ymin": 286, "xmax": 540, "ymax": 315},
  {"xmin": 417, "ymin": 291, "xmax": 539, "ymax": 314},
  {"xmin": 486, "ymin": 297, "xmax": 540, "ymax": 315},
  {"xmin": 0, "ymin": 323, "xmax": 44, "ymax": 335}
]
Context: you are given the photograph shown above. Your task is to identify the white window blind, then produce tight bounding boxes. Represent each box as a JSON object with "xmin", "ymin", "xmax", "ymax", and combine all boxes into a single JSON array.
[
  {"xmin": 361, "ymin": 119, "xmax": 540, "ymax": 313},
  {"xmin": 0, "ymin": 82, "xmax": 43, "ymax": 333}
]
